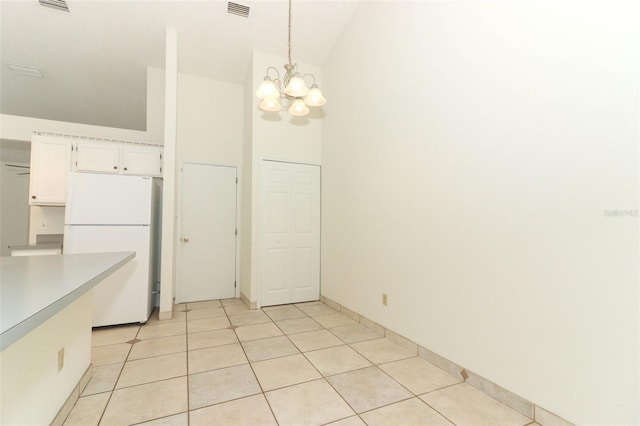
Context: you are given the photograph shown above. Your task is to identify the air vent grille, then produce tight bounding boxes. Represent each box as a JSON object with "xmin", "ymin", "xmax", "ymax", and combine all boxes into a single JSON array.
[
  {"xmin": 39, "ymin": 0, "xmax": 69, "ymax": 12},
  {"xmin": 227, "ymin": 2, "xmax": 250, "ymax": 18}
]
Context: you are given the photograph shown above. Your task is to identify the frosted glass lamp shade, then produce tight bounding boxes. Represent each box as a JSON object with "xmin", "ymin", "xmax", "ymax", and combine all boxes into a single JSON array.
[
  {"xmin": 260, "ymin": 97, "xmax": 282, "ymax": 112},
  {"xmin": 256, "ymin": 77, "xmax": 280, "ymax": 99},
  {"xmin": 304, "ymin": 85, "xmax": 326, "ymax": 106},
  {"xmin": 289, "ymin": 98, "xmax": 310, "ymax": 116},
  {"xmin": 285, "ymin": 74, "xmax": 309, "ymax": 97}
]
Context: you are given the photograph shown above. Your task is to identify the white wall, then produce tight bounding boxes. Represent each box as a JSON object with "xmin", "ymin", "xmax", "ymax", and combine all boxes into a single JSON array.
[
  {"xmin": 0, "ymin": 162, "xmax": 30, "ymax": 256},
  {"xmin": 0, "ymin": 292, "xmax": 92, "ymax": 425},
  {"xmin": 0, "ymin": 114, "xmax": 157, "ymax": 144},
  {"xmin": 28, "ymin": 206, "xmax": 65, "ymax": 245},
  {"xmin": 0, "ymin": 140, "xmax": 31, "ymax": 255},
  {"xmin": 159, "ymin": 29, "xmax": 178, "ymax": 316},
  {"xmin": 176, "ymin": 73, "xmax": 243, "ymax": 164},
  {"xmin": 321, "ymin": 2, "xmax": 639, "ymax": 425},
  {"xmin": 240, "ymin": 63, "xmax": 254, "ymax": 301},
  {"xmin": 243, "ymin": 50, "xmax": 323, "ymax": 305}
]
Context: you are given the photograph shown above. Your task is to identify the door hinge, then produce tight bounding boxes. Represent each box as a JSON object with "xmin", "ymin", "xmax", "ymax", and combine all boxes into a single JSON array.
[
  {"xmin": 236, "ymin": 177, "xmax": 238, "ymax": 184},
  {"xmin": 235, "ymin": 229, "xmax": 238, "ymax": 236},
  {"xmin": 234, "ymin": 281, "xmax": 237, "ymax": 289}
]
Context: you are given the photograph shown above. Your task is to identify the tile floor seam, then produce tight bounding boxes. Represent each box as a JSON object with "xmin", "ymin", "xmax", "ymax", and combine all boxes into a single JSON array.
[
  {"xmin": 267, "ymin": 313, "xmax": 361, "ymax": 423},
  {"xmin": 419, "ymin": 396, "xmax": 460, "ymax": 426},
  {"xmin": 292, "ymin": 326, "xmax": 365, "ymax": 421},
  {"xmin": 184, "ymin": 317, "xmax": 191, "ymax": 425},
  {"xmin": 93, "ymin": 324, "xmax": 139, "ymax": 426},
  {"xmin": 354, "ymin": 394, "xmax": 419, "ymax": 416},
  {"xmin": 231, "ymin": 309, "xmax": 281, "ymax": 425},
  {"xmin": 321, "ymin": 371, "xmax": 362, "ymax": 419},
  {"xmin": 419, "ymin": 380, "xmax": 464, "ymax": 395}
]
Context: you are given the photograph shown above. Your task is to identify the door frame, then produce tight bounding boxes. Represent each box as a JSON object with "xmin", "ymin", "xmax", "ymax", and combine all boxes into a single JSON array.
[
  {"xmin": 176, "ymin": 160, "xmax": 241, "ymax": 302},
  {"xmin": 257, "ymin": 158, "xmax": 322, "ymax": 308}
]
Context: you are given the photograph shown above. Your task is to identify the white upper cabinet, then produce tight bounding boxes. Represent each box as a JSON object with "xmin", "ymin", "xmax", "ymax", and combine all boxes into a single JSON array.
[
  {"xmin": 72, "ymin": 142, "xmax": 162, "ymax": 177},
  {"xmin": 29, "ymin": 136, "xmax": 73, "ymax": 206},
  {"xmin": 29, "ymin": 135, "xmax": 163, "ymax": 206},
  {"xmin": 74, "ymin": 141, "xmax": 120, "ymax": 174},
  {"xmin": 122, "ymin": 145, "xmax": 162, "ymax": 176}
]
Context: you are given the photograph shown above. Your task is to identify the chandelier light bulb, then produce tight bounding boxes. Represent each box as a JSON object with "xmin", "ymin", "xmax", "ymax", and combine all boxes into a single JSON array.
[
  {"xmin": 304, "ymin": 85, "xmax": 326, "ymax": 107},
  {"xmin": 285, "ymin": 74, "xmax": 309, "ymax": 97},
  {"xmin": 255, "ymin": 0, "xmax": 326, "ymax": 118},
  {"xmin": 256, "ymin": 77, "xmax": 280, "ymax": 99},
  {"xmin": 289, "ymin": 98, "xmax": 310, "ymax": 116},
  {"xmin": 260, "ymin": 97, "xmax": 282, "ymax": 112}
]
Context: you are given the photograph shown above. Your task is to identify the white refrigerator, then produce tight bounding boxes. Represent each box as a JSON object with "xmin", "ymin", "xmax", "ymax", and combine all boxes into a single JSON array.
[{"xmin": 64, "ymin": 172, "xmax": 162, "ymax": 327}]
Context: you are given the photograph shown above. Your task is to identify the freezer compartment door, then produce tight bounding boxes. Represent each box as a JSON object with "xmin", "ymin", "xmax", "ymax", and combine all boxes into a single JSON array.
[
  {"xmin": 64, "ymin": 225, "xmax": 153, "ymax": 327},
  {"xmin": 65, "ymin": 173, "xmax": 153, "ymax": 225}
]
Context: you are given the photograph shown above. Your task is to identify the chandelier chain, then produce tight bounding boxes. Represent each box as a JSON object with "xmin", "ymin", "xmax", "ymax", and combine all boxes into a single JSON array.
[
  {"xmin": 256, "ymin": 0, "xmax": 326, "ymax": 115},
  {"xmin": 287, "ymin": 0, "xmax": 292, "ymax": 65}
]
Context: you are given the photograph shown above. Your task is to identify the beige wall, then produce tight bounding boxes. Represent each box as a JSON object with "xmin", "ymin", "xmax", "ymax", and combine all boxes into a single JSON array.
[
  {"xmin": 177, "ymin": 73, "xmax": 243, "ymax": 165},
  {"xmin": 0, "ymin": 292, "xmax": 92, "ymax": 425},
  {"xmin": 321, "ymin": 2, "xmax": 639, "ymax": 425}
]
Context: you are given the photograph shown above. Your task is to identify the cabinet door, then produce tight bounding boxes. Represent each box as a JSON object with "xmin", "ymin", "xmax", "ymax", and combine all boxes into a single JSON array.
[
  {"xmin": 29, "ymin": 137, "xmax": 73, "ymax": 205},
  {"xmin": 74, "ymin": 142, "xmax": 120, "ymax": 173},
  {"xmin": 122, "ymin": 145, "xmax": 162, "ymax": 176}
]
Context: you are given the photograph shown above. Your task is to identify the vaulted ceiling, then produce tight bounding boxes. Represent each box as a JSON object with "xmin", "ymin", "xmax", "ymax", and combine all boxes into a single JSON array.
[{"xmin": 0, "ymin": 0, "xmax": 359, "ymax": 131}]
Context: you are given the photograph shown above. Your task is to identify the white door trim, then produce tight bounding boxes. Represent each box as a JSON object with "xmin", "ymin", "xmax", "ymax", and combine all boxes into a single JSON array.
[
  {"xmin": 176, "ymin": 160, "xmax": 240, "ymax": 302},
  {"xmin": 258, "ymin": 159, "xmax": 321, "ymax": 308}
]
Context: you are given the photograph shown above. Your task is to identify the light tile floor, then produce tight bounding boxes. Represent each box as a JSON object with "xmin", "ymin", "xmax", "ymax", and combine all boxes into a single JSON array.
[{"xmin": 63, "ymin": 300, "xmax": 538, "ymax": 426}]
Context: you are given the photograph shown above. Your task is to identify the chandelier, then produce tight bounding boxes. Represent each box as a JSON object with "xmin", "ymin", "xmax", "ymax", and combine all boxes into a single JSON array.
[{"xmin": 255, "ymin": 0, "xmax": 326, "ymax": 116}]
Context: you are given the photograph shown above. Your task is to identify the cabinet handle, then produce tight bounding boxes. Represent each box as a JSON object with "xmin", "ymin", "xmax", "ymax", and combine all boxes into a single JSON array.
[
  {"xmin": 31, "ymin": 195, "xmax": 36, "ymax": 199},
  {"xmin": 113, "ymin": 166, "xmax": 118, "ymax": 170},
  {"xmin": 124, "ymin": 167, "xmax": 128, "ymax": 171}
]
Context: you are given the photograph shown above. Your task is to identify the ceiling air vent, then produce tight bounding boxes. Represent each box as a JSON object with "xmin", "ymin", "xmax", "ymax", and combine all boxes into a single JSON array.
[
  {"xmin": 227, "ymin": 2, "xmax": 250, "ymax": 18},
  {"xmin": 39, "ymin": 0, "xmax": 69, "ymax": 12}
]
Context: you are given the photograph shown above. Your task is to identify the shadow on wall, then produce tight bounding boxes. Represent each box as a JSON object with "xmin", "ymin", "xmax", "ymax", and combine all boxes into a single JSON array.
[
  {"xmin": 0, "ymin": 139, "xmax": 31, "ymax": 256},
  {"xmin": 259, "ymin": 105, "xmax": 326, "ymax": 126}
]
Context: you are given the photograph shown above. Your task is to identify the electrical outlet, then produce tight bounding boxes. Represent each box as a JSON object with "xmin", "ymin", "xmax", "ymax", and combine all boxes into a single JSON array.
[
  {"xmin": 57, "ymin": 348, "xmax": 64, "ymax": 372},
  {"xmin": 382, "ymin": 293, "xmax": 388, "ymax": 306}
]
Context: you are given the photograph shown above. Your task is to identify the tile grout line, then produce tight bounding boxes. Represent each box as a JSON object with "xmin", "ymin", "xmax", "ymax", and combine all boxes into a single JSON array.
[
  {"xmin": 183, "ymin": 306, "xmax": 191, "ymax": 425},
  {"xmin": 288, "ymin": 314, "xmax": 363, "ymax": 424},
  {"xmin": 283, "ymin": 303, "xmax": 466, "ymax": 425},
  {"xmin": 229, "ymin": 304, "xmax": 281, "ymax": 425},
  {"xmin": 93, "ymin": 323, "xmax": 140, "ymax": 426}
]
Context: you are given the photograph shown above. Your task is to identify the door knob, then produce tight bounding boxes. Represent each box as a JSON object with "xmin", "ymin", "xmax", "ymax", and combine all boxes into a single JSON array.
[{"xmin": 181, "ymin": 237, "xmax": 190, "ymax": 243}]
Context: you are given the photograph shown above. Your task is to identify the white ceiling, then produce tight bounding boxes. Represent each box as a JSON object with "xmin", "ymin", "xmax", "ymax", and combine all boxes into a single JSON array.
[{"xmin": 0, "ymin": 0, "xmax": 360, "ymax": 131}]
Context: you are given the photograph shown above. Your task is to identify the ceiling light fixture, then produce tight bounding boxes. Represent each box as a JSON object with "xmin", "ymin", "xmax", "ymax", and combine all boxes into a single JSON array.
[
  {"xmin": 7, "ymin": 64, "xmax": 43, "ymax": 78},
  {"xmin": 39, "ymin": 0, "xmax": 70, "ymax": 12},
  {"xmin": 256, "ymin": 0, "xmax": 326, "ymax": 117}
]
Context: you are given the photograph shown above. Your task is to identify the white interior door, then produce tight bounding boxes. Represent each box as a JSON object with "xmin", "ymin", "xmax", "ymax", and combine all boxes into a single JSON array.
[
  {"xmin": 177, "ymin": 163, "xmax": 237, "ymax": 303},
  {"xmin": 261, "ymin": 161, "xmax": 320, "ymax": 306}
]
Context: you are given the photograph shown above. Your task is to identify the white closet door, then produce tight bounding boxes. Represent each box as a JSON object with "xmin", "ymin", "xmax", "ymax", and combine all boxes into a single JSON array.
[{"xmin": 261, "ymin": 160, "xmax": 320, "ymax": 306}]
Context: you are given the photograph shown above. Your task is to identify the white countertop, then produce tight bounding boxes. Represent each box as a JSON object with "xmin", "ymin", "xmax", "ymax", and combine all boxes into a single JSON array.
[{"xmin": 0, "ymin": 252, "xmax": 135, "ymax": 351}]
